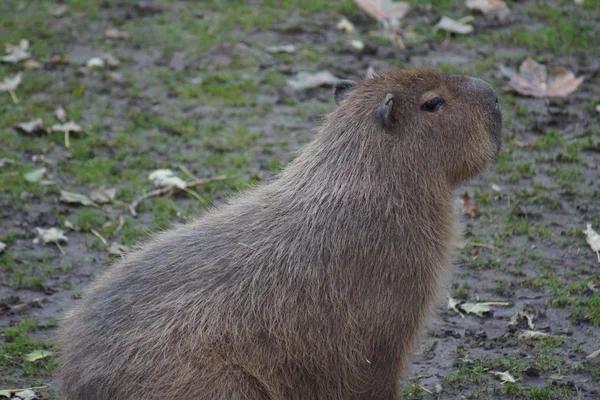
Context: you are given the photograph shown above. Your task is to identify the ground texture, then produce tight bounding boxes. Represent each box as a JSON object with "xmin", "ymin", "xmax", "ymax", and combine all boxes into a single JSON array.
[{"xmin": 1, "ymin": 0, "xmax": 599, "ymax": 399}]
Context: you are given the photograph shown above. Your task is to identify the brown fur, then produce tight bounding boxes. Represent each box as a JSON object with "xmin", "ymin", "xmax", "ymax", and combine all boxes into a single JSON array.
[{"xmin": 58, "ymin": 69, "xmax": 502, "ymax": 400}]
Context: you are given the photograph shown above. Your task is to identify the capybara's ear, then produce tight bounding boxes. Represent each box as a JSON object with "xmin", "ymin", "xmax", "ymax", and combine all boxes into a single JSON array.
[
  {"xmin": 334, "ymin": 80, "xmax": 357, "ymax": 105},
  {"xmin": 377, "ymin": 93, "xmax": 394, "ymax": 130}
]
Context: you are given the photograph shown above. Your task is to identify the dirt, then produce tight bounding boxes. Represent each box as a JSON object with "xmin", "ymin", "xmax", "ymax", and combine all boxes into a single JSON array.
[{"xmin": 1, "ymin": 0, "xmax": 599, "ymax": 399}]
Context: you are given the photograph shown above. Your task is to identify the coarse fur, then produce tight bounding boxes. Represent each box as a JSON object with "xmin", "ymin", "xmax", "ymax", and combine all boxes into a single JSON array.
[{"xmin": 58, "ymin": 69, "xmax": 502, "ymax": 400}]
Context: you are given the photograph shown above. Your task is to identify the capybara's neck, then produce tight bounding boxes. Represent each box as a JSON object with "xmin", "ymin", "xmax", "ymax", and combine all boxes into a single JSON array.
[{"xmin": 269, "ymin": 122, "xmax": 456, "ymax": 285}]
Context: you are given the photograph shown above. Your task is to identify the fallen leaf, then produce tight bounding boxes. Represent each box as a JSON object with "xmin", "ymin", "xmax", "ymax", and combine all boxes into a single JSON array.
[
  {"xmin": 465, "ymin": 0, "xmax": 510, "ymax": 21},
  {"xmin": 23, "ymin": 59, "xmax": 42, "ymax": 69},
  {"xmin": 587, "ymin": 349, "xmax": 600, "ymax": 359},
  {"xmin": 433, "ymin": 16, "xmax": 474, "ymax": 34},
  {"xmin": 490, "ymin": 371, "xmax": 516, "ymax": 383},
  {"xmin": 108, "ymin": 242, "xmax": 129, "ymax": 256},
  {"xmin": 0, "ymin": 158, "xmax": 16, "ymax": 167},
  {"xmin": 49, "ymin": 4, "xmax": 68, "ymax": 16},
  {"xmin": 0, "ymin": 72, "xmax": 22, "ymax": 103},
  {"xmin": 448, "ymin": 297, "xmax": 464, "ymax": 318},
  {"xmin": 90, "ymin": 187, "xmax": 117, "ymax": 203},
  {"xmin": 461, "ymin": 301, "xmax": 509, "ymax": 317},
  {"xmin": 51, "ymin": 121, "xmax": 82, "ymax": 133},
  {"xmin": 287, "ymin": 71, "xmax": 339, "ymax": 90},
  {"xmin": 509, "ymin": 311, "xmax": 535, "ymax": 329},
  {"xmin": 2, "ymin": 39, "xmax": 31, "ymax": 64},
  {"xmin": 14, "ymin": 119, "xmax": 45, "ymax": 134},
  {"xmin": 55, "ymin": 106, "xmax": 67, "ymax": 122},
  {"xmin": 354, "ymin": 0, "xmax": 410, "ymax": 21},
  {"xmin": 336, "ymin": 17, "xmax": 355, "ymax": 32},
  {"xmin": 34, "ymin": 227, "xmax": 67, "ymax": 244},
  {"xmin": 86, "ymin": 57, "xmax": 105, "ymax": 68},
  {"xmin": 520, "ymin": 330, "xmax": 550, "ymax": 339},
  {"xmin": 105, "ymin": 27, "xmax": 130, "ymax": 40},
  {"xmin": 588, "ymin": 281, "xmax": 597, "ymax": 291},
  {"xmin": 24, "ymin": 168, "xmax": 47, "ymax": 182},
  {"xmin": 500, "ymin": 58, "xmax": 585, "ymax": 98},
  {"xmin": 0, "ymin": 242, "xmax": 6, "ymax": 253},
  {"xmin": 460, "ymin": 192, "xmax": 478, "ymax": 218},
  {"xmin": 11, "ymin": 389, "xmax": 38, "ymax": 400},
  {"xmin": 349, "ymin": 40, "xmax": 365, "ymax": 50},
  {"xmin": 491, "ymin": 184, "xmax": 502, "ymax": 192},
  {"xmin": 60, "ymin": 190, "xmax": 97, "ymax": 207},
  {"xmin": 265, "ymin": 44, "xmax": 297, "ymax": 53},
  {"xmin": 584, "ymin": 224, "xmax": 600, "ymax": 263},
  {"xmin": 149, "ymin": 169, "xmax": 187, "ymax": 189},
  {"xmin": 24, "ymin": 349, "xmax": 53, "ymax": 362},
  {"xmin": 104, "ymin": 53, "xmax": 120, "ymax": 68},
  {"xmin": 596, "ymin": 105, "xmax": 600, "ymax": 113}
]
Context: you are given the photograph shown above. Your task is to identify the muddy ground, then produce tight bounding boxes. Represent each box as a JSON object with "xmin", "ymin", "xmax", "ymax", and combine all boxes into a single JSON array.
[{"xmin": 1, "ymin": 0, "xmax": 599, "ymax": 399}]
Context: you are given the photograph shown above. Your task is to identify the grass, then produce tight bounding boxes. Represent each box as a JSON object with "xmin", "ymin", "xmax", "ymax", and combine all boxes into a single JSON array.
[{"xmin": 0, "ymin": 0, "xmax": 599, "ymax": 397}]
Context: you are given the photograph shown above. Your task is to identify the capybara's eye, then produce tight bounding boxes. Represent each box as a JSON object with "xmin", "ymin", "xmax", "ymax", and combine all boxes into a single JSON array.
[{"xmin": 422, "ymin": 98, "xmax": 445, "ymax": 112}]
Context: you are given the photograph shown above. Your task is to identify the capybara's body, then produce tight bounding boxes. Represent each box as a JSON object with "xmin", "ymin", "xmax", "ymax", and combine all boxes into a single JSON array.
[{"xmin": 58, "ymin": 69, "xmax": 502, "ymax": 400}]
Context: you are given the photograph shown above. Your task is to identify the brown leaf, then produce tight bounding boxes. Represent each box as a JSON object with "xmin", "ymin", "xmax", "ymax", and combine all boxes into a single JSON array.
[
  {"xmin": 461, "ymin": 192, "xmax": 479, "ymax": 218},
  {"xmin": 105, "ymin": 28, "xmax": 130, "ymax": 40},
  {"xmin": 500, "ymin": 57, "xmax": 584, "ymax": 98},
  {"xmin": 354, "ymin": 0, "xmax": 410, "ymax": 21},
  {"xmin": 465, "ymin": 0, "xmax": 510, "ymax": 21}
]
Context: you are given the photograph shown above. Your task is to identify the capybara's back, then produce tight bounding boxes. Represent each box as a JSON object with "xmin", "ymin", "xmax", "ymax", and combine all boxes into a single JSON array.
[{"xmin": 58, "ymin": 69, "xmax": 502, "ymax": 400}]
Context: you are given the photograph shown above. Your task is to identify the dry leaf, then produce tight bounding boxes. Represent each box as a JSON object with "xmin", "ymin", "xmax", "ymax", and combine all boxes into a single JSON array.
[
  {"xmin": 15, "ymin": 119, "xmax": 45, "ymax": 134},
  {"xmin": 104, "ymin": 53, "xmax": 120, "ymax": 68},
  {"xmin": 24, "ymin": 168, "xmax": 46, "ymax": 182},
  {"xmin": 24, "ymin": 349, "xmax": 53, "ymax": 362},
  {"xmin": 265, "ymin": 44, "xmax": 297, "ymax": 53},
  {"xmin": 34, "ymin": 227, "xmax": 68, "ymax": 244},
  {"xmin": 587, "ymin": 349, "xmax": 600, "ymax": 359},
  {"xmin": 23, "ymin": 59, "xmax": 42, "ymax": 69},
  {"xmin": 105, "ymin": 27, "xmax": 130, "ymax": 40},
  {"xmin": 461, "ymin": 301, "xmax": 509, "ymax": 317},
  {"xmin": 51, "ymin": 121, "xmax": 82, "ymax": 133},
  {"xmin": 354, "ymin": 0, "xmax": 410, "ymax": 21},
  {"xmin": 460, "ymin": 192, "xmax": 479, "ymax": 218},
  {"xmin": 491, "ymin": 184, "xmax": 502, "ymax": 192},
  {"xmin": 149, "ymin": 169, "xmax": 187, "ymax": 189},
  {"xmin": 434, "ymin": 16, "xmax": 474, "ymax": 34},
  {"xmin": 490, "ymin": 371, "xmax": 516, "ymax": 383},
  {"xmin": 55, "ymin": 106, "xmax": 67, "ymax": 122},
  {"xmin": 336, "ymin": 17, "xmax": 355, "ymax": 32},
  {"xmin": 509, "ymin": 311, "xmax": 535, "ymax": 329},
  {"xmin": 500, "ymin": 58, "xmax": 585, "ymax": 98},
  {"xmin": 86, "ymin": 57, "xmax": 105, "ymax": 68},
  {"xmin": 519, "ymin": 330, "xmax": 550, "ymax": 339},
  {"xmin": 0, "ymin": 72, "xmax": 22, "ymax": 103},
  {"xmin": 90, "ymin": 187, "xmax": 117, "ymax": 203},
  {"xmin": 2, "ymin": 39, "xmax": 31, "ymax": 64},
  {"xmin": 0, "ymin": 241, "xmax": 6, "ymax": 253},
  {"xmin": 8, "ymin": 389, "xmax": 38, "ymax": 400},
  {"xmin": 108, "ymin": 242, "xmax": 129, "ymax": 256},
  {"xmin": 287, "ymin": 71, "xmax": 339, "ymax": 90},
  {"xmin": 596, "ymin": 105, "xmax": 600, "ymax": 113},
  {"xmin": 584, "ymin": 224, "xmax": 600, "ymax": 263},
  {"xmin": 465, "ymin": 0, "xmax": 510, "ymax": 21},
  {"xmin": 349, "ymin": 40, "xmax": 365, "ymax": 50},
  {"xmin": 448, "ymin": 297, "xmax": 464, "ymax": 318},
  {"xmin": 60, "ymin": 190, "xmax": 97, "ymax": 207},
  {"xmin": 49, "ymin": 4, "xmax": 68, "ymax": 17}
]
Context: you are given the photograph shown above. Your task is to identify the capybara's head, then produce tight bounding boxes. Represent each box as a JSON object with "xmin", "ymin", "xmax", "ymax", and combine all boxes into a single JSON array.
[{"xmin": 332, "ymin": 69, "xmax": 502, "ymax": 186}]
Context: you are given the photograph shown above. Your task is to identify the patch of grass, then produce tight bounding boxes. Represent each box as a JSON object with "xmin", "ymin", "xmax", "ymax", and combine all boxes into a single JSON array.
[{"xmin": 0, "ymin": 319, "xmax": 56, "ymax": 385}]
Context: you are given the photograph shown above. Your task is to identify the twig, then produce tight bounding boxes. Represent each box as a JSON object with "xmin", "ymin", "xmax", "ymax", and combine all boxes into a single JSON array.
[
  {"xmin": 54, "ymin": 240, "xmax": 65, "ymax": 255},
  {"xmin": 9, "ymin": 89, "xmax": 19, "ymax": 104},
  {"xmin": 5, "ymin": 385, "xmax": 49, "ymax": 393},
  {"xmin": 467, "ymin": 241, "xmax": 503, "ymax": 253},
  {"xmin": 178, "ymin": 164, "xmax": 198, "ymax": 180},
  {"xmin": 129, "ymin": 175, "xmax": 227, "ymax": 216},
  {"xmin": 91, "ymin": 228, "xmax": 108, "ymax": 246}
]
